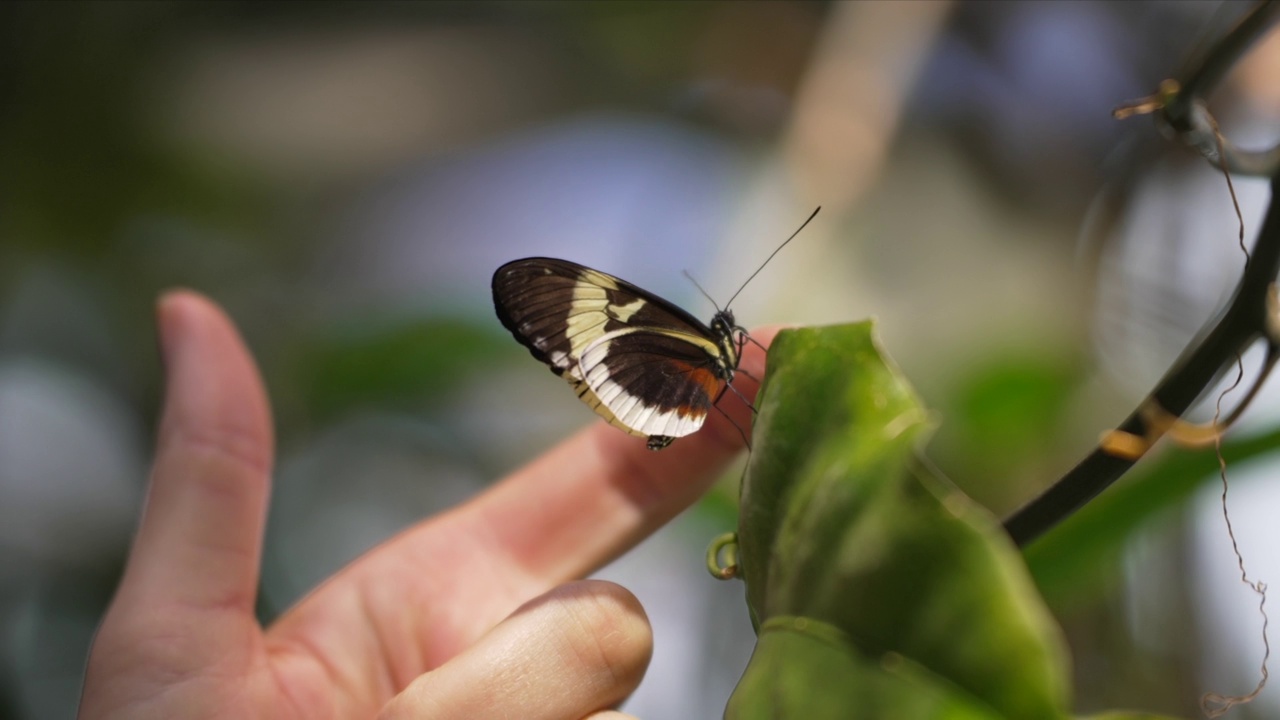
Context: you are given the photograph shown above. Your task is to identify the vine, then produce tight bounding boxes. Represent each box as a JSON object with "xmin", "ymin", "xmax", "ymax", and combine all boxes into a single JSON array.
[{"xmin": 1004, "ymin": 0, "xmax": 1280, "ymax": 547}]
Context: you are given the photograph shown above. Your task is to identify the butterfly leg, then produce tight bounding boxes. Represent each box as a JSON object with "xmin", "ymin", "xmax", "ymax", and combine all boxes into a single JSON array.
[
  {"xmin": 722, "ymin": 381, "xmax": 758, "ymax": 415},
  {"xmin": 710, "ymin": 400, "xmax": 752, "ymax": 451}
]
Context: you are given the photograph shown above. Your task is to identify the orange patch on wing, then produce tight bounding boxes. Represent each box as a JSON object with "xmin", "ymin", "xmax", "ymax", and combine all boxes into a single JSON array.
[{"xmin": 676, "ymin": 364, "xmax": 721, "ymax": 419}]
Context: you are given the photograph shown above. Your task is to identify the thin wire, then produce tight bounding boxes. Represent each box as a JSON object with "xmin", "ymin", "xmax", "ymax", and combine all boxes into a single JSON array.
[
  {"xmin": 1201, "ymin": 356, "xmax": 1270, "ymax": 718},
  {"xmin": 1204, "ymin": 101, "xmax": 1249, "ymax": 266},
  {"xmin": 1201, "ymin": 106, "xmax": 1268, "ymax": 717}
]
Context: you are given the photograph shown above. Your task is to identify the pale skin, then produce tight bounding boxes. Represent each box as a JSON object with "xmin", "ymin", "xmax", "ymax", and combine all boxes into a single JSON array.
[{"xmin": 78, "ymin": 290, "xmax": 775, "ymax": 720}]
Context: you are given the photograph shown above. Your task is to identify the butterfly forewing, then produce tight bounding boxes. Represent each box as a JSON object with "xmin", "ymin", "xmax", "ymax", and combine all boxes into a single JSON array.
[{"xmin": 492, "ymin": 258, "xmax": 736, "ymax": 449}]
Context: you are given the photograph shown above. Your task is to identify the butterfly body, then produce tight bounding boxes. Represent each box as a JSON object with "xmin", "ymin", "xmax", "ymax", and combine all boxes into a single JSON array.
[{"xmin": 492, "ymin": 258, "xmax": 745, "ymax": 450}]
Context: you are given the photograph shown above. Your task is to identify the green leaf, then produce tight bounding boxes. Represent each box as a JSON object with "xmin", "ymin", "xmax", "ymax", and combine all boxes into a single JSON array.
[
  {"xmin": 727, "ymin": 323, "xmax": 1183, "ymax": 720},
  {"xmin": 726, "ymin": 617, "xmax": 1002, "ymax": 720}
]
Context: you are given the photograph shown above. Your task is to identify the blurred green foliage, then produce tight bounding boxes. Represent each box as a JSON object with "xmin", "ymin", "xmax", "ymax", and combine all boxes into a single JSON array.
[
  {"xmin": 298, "ymin": 318, "xmax": 510, "ymax": 421},
  {"xmin": 930, "ymin": 348, "xmax": 1086, "ymax": 513}
]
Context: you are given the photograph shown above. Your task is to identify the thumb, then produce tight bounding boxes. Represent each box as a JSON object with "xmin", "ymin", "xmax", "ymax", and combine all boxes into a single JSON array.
[
  {"xmin": 128, "ymin": 289, "xmax": 274, "ymax": 613},
  {"xmin": 85, "ymin": 290, "xmax": 275, "ymax": 710},
  {"xmin": 380, "ymin": 581, "xmax": 652, "ymax": 720}
]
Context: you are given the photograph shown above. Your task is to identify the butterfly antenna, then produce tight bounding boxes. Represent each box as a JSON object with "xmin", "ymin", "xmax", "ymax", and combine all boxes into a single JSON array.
[
  {"xmin": 682, "ymin": 269, "xmax": 722, "ymax": 312},
  {"xmin": 724, "ymin": 206, "xmax": 820, "ymax": 309}
]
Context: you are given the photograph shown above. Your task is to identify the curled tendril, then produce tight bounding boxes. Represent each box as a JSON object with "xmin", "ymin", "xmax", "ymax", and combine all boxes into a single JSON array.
[{"xmin": 707, "ymin": 532, "xmax": 740, "ymax": 580}]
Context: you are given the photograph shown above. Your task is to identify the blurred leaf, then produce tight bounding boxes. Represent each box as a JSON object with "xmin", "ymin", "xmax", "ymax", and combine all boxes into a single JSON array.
[
  {"xmin": 727, "ymin": 323, "xmax": 1185, "ymax": 720},
  {"xmin": 569, "ymin": 2, "xmax": 711, "ymax": 86},
  {"xmin": 0, "ymin": 4, "xmax": 270, "ymax": 258},
  {"xmin": 1025, "ymin": 426, "xmax": 1280, "ymax": 609},
  {"xmin": 933, "ymin": 350, "xmax": 1083, "ymax": 509},
  {"xmin": 299, "ymin": 318, "xmax": 509, "ymax": 420},
  {"xmin": 952, "ymin": 354, "xmax": 1078, "ymax": 458}
]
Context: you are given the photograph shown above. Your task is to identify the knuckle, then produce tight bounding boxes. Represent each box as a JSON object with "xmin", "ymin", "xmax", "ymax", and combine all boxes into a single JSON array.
[{"xmin": 162, "ymin": 418, "xmax": 272, "ymax": 478}]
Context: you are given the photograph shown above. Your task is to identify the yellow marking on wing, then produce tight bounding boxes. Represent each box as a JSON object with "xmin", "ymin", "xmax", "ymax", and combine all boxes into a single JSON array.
[
  {"xmin": 565, "ymin": 280, "xmax": 612, "ymax": 355},
  {"xmin": 578, "ymin": 269, "xmax": 620, "ymax": 290},
  {"xmin": 607, "ymin": 297, "xmax": 646, "ymax": 322}
]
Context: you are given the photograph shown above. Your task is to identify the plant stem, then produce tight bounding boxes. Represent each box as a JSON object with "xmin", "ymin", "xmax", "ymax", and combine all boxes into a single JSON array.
[{"xmin": 1005, "ymin": 0, "xmax": 1280, "ymax": 545}]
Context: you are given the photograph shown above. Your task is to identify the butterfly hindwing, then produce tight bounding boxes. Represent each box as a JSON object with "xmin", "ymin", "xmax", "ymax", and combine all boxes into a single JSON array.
[
  {"xmin": 580, "ymin": 328, "xmax": 722, "ymax": 438},
  {"xmin": 492, "ymin": 258, "xmax": 736, "ymax": 449}
]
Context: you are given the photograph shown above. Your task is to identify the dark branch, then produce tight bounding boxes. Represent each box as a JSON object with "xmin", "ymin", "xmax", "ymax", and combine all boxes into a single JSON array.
[
  {"xmin": 1165, "ymin": 1, "xmax": 1280, "ymax": 127},
  {"xmin": 1162, "ymin": 1, "xmax": 1280, "ymax": 176},
  {"xmin": 1005, "ymin": 172, "xmax": 1280, "ymax": 546},
  {"xmin": 1165, "ymin": 101, "xmax": 1280, "ymax": 177},
  {"xmin": 1004, "ymin": 2, "xmax": 1280, "ymax": 546}
]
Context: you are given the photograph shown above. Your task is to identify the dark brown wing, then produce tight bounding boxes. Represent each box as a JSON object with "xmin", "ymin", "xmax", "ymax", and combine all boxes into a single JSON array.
[
  {"xmin": 491, "ymin": 258, "xmax": 729, "ymax": 443},
  {"xmin": 491, "ymin": 257, "xmax": 717, "ymax": 376}
]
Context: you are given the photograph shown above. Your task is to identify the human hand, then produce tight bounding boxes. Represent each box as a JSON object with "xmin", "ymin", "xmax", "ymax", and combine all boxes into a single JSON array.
[{"xmin": 78, "ymin": 290, "xmax": 773, "ymax": 720}]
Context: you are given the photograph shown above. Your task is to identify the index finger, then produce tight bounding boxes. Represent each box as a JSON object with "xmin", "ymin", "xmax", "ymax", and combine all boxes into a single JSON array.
[
  {"xmin": 267, "ymin": 326, "xmax": 780, "ymax": 683},
  {"xmin": 456, "ymin": 325, "xmax": 780, "ymax": 582}
]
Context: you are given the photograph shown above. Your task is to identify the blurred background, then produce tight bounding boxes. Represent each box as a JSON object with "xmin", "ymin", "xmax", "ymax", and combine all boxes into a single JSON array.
[{"xmin": 3, "ymin": 1, "xmax": 1280, "ymax": 717}]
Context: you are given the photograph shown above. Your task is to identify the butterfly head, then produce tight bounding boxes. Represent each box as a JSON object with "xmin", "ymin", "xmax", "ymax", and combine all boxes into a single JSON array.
[
  {"xmin": 709, "ymin": 309, "xmax": 746, "ymax": 378},
  {"xmin": 710, "ymin": 309, "xmax": 736, "ymax": 335}
]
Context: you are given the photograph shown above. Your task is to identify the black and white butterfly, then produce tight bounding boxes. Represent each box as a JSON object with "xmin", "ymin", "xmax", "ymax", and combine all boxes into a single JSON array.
[{"xmin": 491, "ymin": 208, "xmax": 817, "ymax": 451}]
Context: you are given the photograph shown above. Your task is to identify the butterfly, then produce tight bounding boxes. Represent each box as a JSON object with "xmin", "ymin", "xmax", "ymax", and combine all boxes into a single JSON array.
[{"xmin": 491, "ymin": 208, "xmax": 818, "ymax": 451}]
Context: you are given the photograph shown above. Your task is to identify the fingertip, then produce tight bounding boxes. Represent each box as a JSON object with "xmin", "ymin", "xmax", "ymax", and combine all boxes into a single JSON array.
[
  {"xmin": 155, "ymin": 289, "xmax": 274, "ymax": 467},
  {"xmin": 119, "ymin": 290, "xmax": 275, "ymax": 613},
  {"xmin": 548, "ymin": 579, "xmax": 652, "ymax": 687},
  {"xmin": 155, "ymin": 289, "xmax": 193, "ymax": 371},
  {"xmin": 156, "ymin": 289, "xmax": 240, "ymax": 367},
  {"xmin": 382, "ymin": 580, "xmax": 652, "ymax": 720}
]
